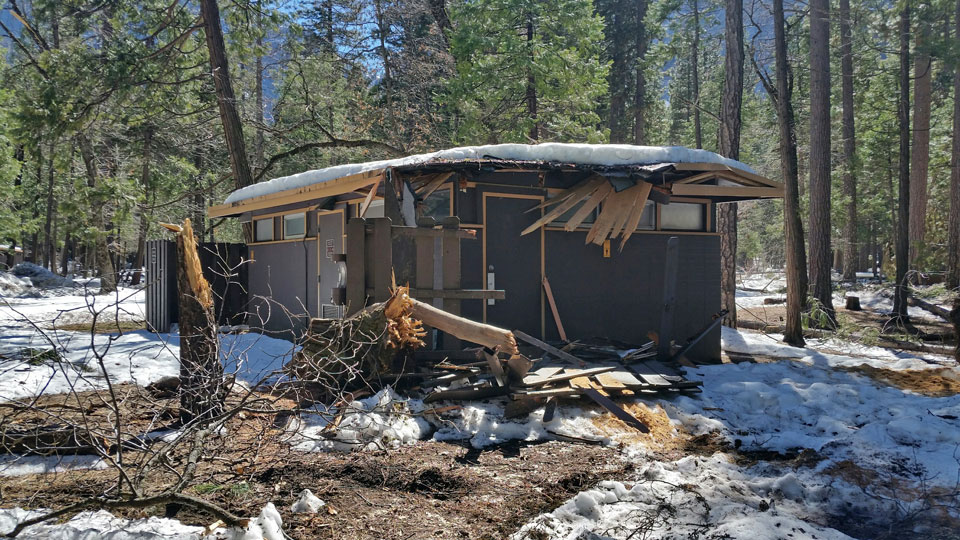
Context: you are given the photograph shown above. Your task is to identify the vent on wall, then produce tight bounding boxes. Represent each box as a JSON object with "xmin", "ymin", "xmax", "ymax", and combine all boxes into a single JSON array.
[{"xmin": 321, "ymin": 304, "xmax": 345, "ymax": 319}]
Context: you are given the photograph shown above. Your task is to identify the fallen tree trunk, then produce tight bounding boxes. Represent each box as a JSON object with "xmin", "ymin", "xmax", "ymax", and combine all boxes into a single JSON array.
[
  {"xmin": 738, "ymin": 319, "xmax": 955, "ymax": 356},
  {"xmin": 908, "ymin": 294, "xmax": 952, "ymax": 322},
  {"xmin": 409, "ymin": 298, "xmax": 518, "ymax": 354}
]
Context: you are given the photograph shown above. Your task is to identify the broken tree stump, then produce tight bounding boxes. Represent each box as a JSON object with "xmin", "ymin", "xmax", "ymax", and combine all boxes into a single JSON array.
[
  {"xmin": 409, "ymin": 298, "xmax": 518, "ymax": 354},
  {"xmin": 162, "ymin": 219, "xmax": 225, "ymax": 425},
  {"xmin": 845, "ymin": 296, "xmax": 861, "ymax": 311}
]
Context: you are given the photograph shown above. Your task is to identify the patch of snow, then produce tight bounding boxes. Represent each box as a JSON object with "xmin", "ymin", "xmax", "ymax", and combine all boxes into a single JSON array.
[
  {"xmin": 290, "ymin": 489, "xmax": 325, "ymax": 513},
  {"xmin": 513, "ymin": 454, "xmax": 868, "ymax": 540},
  {"xmin": 0, "ymin": 454, "xmax": 108, "ymax": 476},
  {"xmin": 722, "ymin": 326, "xmax": 951, "ymax": 370},
  {"xmin": 0, "ymin": 507, "xmax": 205, "ymax": 539},
  {"xmin": 665, "ymin": 348, "xmax": 960, "ymax": 489},
  {"xmin": 224, "ymin": 143, "xmax": 758, "ymax": 204},
  {"xmin": 292, "ymin": 387, "xmax": 431, "ymax": 451}
]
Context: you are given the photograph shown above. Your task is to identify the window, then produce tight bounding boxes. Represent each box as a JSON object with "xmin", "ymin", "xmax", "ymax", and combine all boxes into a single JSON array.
[
  {"xmin": 283, "ymin": 213, "xmax": 306, "ymax": 239},
  {"xmin": 660, "ymin": 202, "xmax": 705, "ymax": 231},
  {"xmin": 636, "ymin": 200, "xmax": 655, "ymax": 230},
  {"xmin": 421, "ymin": 188, "xmax": 451, "ymax": 220},
  {"xmin": 254, "ymin": 218, "xmax": 273, "ymax": 242}
]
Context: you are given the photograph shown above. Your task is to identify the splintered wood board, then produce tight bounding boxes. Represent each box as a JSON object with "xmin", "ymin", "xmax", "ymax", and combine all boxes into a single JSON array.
[{"xmin": 565, "ymin": 369, "xmax": 610, "ymax": 397}]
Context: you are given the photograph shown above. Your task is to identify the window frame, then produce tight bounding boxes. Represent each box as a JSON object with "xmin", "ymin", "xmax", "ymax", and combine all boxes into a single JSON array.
[
  {"xmin": 253, "ymin": 217, "xmax": 274, "ymax": 243},
  {"xmin": 282, "ymin": 212, "xmax": 307, "ymax": 240}
]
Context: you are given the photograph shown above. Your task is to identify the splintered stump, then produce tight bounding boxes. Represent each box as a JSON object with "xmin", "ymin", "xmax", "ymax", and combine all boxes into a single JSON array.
[
  {"xmin": 164, "ymin": 219, "xmax": 225, "ymax": 424},
  {"xmin": 845, "ymin": 296, "xmax": 862, "ymax": 311}
]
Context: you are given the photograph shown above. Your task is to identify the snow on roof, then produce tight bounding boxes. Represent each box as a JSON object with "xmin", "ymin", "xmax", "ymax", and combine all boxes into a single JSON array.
[{"xmin": 224, "ymin": 143, "xmax": 757, "ymax": 204}]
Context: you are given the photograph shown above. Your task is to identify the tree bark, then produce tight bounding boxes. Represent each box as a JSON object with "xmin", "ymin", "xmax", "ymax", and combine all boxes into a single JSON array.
[
  {"xmin": 42, "ymin": 140, "xmax": 56, "ymax": 270},
  {"xmin": 608, "ymin": 4, "xmax": 629, "ymax": 144},
  {"xmin": 807, "ymin": 0, "xmax": 834, "ymax": 325},
  {"xmin": 718, "ymin": 0, "xmax": 743, "ymax": 328},
  {"xmin": 691, "ymin": 0, "xmax": 702, "ymax": 149},
  {"xmin": 909, "ymin": 19, "xmax": 932, "ymax": 267},
  {"xmin": 526, "ymin": 14, "xmax": 539, "ymax": 142},
  {"xmin": 77, "ymin": 134, "xmax": 117, "ymax": 294},
  {"xmin": 893, "ymin": 4, "xmax": 911, "ymax": 320},
  {"xmin": 839, "ymin": 0, "xmax": 857, "ymax": 282},
  {"xmin": 950, "ymin": 0, "xmax": 960, "ymax": 291},
  {"xmin": 633, "ymin": 0, "xmax": 649, "ymax": 145},
  {"xmin": 170, "ymin": 219, "xmax": 225, "ymax": 424},
  {"xmin": 772, "ymin": 0, "xmax": 807, "ymax": 346},
  {"xmin": 200, "ymin": 0, "xmax": 254, "ymax": 195},
  {"xmin": 131, "ymin": 129, "xmax": 153, "ymax": 287}
]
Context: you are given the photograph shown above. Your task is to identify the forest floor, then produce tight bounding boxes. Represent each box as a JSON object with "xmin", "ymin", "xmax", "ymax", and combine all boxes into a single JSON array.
[{"xmin": 0, "ymin": 269, "xmax": 958, "ymax": 539}]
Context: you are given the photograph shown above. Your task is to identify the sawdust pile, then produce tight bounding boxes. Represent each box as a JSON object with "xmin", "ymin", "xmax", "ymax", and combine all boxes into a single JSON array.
[
  {"xmin": 843, "ymin": 365, "xmax": 960, "ymax": 397},
  {"xmin": 590, "ymin": 402, "xmax": 682, "ymax": 450}
]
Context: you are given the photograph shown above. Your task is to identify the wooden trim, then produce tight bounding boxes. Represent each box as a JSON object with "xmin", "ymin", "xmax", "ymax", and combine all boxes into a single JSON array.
[
  {"xmin": 247, "ymin": 237, "xmax": 312, "ymax": 246},
  {"xmin": 250, "ymin": 206, "xmax": 317, "ymax": 220},
  {"xmin": 671, "ymin": 162, "xmax": 779, "ymax": 187},
  {"xmin": 481, "ymin": 191, "xmax": 545, "ymax": 336},
  {"xmin": 208, "ymin": 169, "xmax": 385, "ymax": 218},
  {"xmin": 670, "ymin": 184, "xmax": 784, "ymax": 198},
  {"xmin": 282, "ymin": 212, "xmax": 307, "ymax": 240}
]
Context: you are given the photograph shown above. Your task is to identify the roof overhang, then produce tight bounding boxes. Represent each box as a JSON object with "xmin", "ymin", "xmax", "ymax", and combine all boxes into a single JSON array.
[{"xmin": 207, "ymin": 160, "xmax": 781, "ymax": 218}]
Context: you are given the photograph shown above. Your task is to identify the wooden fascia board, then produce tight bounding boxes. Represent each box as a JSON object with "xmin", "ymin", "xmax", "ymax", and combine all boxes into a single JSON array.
[
  {"xmin": 207, "ymin": 169, "xmax": 385, "ymax": 218},
  {"xmin": 671, "ymin": 162, "xmax": 778, "ymax": 187},
  {"xmin": 670, "ymin": 183, "xmax": 784, "ymax": 198}
]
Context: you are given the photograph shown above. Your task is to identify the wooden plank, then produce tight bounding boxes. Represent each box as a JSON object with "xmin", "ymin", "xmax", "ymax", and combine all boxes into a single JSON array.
[
  {"xmin": 618, "ymin": 182, "xmax": 653, "ymax": 251},
  {"xmin": 441, "ymin": 228, "xmax": 461, "ymax": 349},
  {"xmin": 416, "ymin": 172, "xmax": 454, "ymax": 198},
  {"xmin": 593, "ymin": 372, "xmax": 628, "ymax": 391},
  {"xmin": 670, "ymin": 162, "xmax": 779, "ymax": 187},
  {"xmin": 542, "ymin": 397, "xmax": 557, "ymax": 422},
  {"xmin": 345, "ymin": 218, "xmax": 367, "ymax": 315},
  {"xmin": 512, "ymin": 387, "xmax": 581, "ymax": 398},
  {"xmin": 526, "ymin": 175, "xmax": 606, "ymax": 212},
  {"xmin": 644, "ymin": 359, "xmax": 683, "ymax": 379},
  {"xmin": 514, "ymin": 330, "xmax": 584, "ymax": 366},
  {"xmin": 520, "ymin": 366, "xmax": 617, "ymax": 388},
  {"xmin": 372, "ymin": 218, "xmax": 392, "ymax": 302},
  {"xmin": 657, "ymin": 236, "xmax": 679, "ymax": 359},
  {"xmin": 603, "ymin": 370, "xmax": 646, "ymax": 387},
  {"xmin": 483, "ymin": 349, "xmax": 506, "ymax": 387},
  {"xmin": 585, "ymin": 187, "xmax": 633, "ymax": 245},
  {"xmin": 608, "ymin": 185, "xmax": 644, "ymax": 239},
  {"xmin": 579, "ymin": 388, "xmax": 649, "ymax": 433},
  {"xmin": 520, "ymin": 177, "xmax": 607, "ymax": 235},
  {"xmin": 669, "ymin": 184, "xmax": 783, "ymax": 198},
  {"xmin": 542, "ymin": 276, "xmax": 567, "ymax": 342},
  {"xmin": 358, "ymin": 177, "xmax": 382, "ymax": 218},
  {"xmin": 415, "ymin": 229, "xmax": 435, "ymax": 348},
  {"xmin": 394, "ymin": 227, "xmax": 477, "ymax": 239},
  {"xmin": 563, "ymin": 181, "xmax": 613, "ymax": 231},
  {"xmin": 629, "ymin": 361, "xmax": 674, "ymax": 387}
]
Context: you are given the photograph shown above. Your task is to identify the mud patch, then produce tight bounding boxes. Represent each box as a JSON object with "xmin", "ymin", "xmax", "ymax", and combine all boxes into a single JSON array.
[{"xmin": 329, "ymin": 459, "xmax": 471, "ymax": 500}]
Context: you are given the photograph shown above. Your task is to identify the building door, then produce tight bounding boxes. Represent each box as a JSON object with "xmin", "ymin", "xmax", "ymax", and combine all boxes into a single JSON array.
[
  {"xmin": 482, "ymin": 193, "xmax": 543, "ymax": 338},
  {"xmin": 317, "ymin": 210, "xmax": 345, "ymax": 318}
]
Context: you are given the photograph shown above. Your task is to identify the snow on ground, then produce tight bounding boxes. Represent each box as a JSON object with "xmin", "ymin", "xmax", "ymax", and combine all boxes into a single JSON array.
[
  {"xmin": 224, "ymin": 143, "xmax": 757, "ymax": 203},
  {"xmin": 513, "ymin": 327, "xmax": 960, "ymax": 539},
  {"xmin": 0, "ymin": 503, "xmax": 285, "ymax": 540}
]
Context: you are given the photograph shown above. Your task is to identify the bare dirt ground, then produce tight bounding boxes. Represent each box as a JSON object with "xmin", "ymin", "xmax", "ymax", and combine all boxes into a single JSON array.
[{"xmin": 0, "ymin": 389, "xmax": 691, "ymax": 540}]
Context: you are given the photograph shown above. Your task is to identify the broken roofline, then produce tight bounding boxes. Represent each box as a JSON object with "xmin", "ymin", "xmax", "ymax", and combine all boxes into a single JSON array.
[{"xmin": 208, "ymin": 151, "xmax": 782, "ymax": 218}]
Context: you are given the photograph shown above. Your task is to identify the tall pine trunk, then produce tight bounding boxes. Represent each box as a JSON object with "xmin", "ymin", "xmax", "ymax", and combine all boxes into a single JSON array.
[
  {"xmin": 633, "ymin": 0, "xmax": 649, "ymax": 144},
  {"xmin": 200, "ymin": 1, "xmax": 254, "ymax": 188},
  {"xmin": 772, "ymin": 0, "xmax": 807, "ymax": 346},
  {"xmin": 839, "ymin": 0, "xmax": 858, "ymax": 282},
  {"xmin": 526, "ymin": 13, "xmax": 538, "ymax": 141},
  {"xmin": 42, "ymin": 140, "xmax": 56, "ymax": 271},
  {"xmin": 950, "ymin": 0, "xmax": 960, "ymax": 291},
  {"xmin": 807, "ymin": 0, "xmax": 834, "ymax": 324},
  {"xmin": 909, "ymin": 21, "xmax": 931, "ymax": 267},
  {"xmin": 691, "ymin": 0, "xmax": 702, "ymax": 149},
  {"xmin": 718, "ymin": 0, "xmax": 743, "ymax": 328},
  {"xmin": 893, "ymin": 4, "xmax": 911, "ymax": 320}
]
